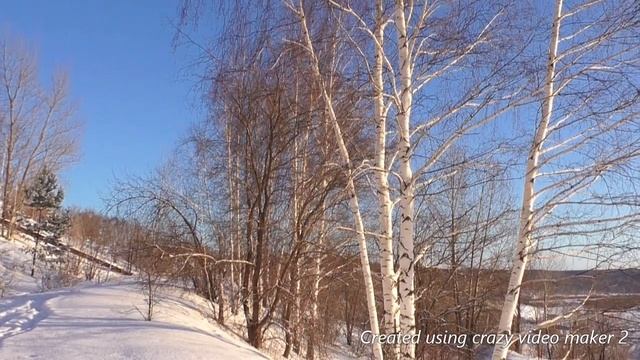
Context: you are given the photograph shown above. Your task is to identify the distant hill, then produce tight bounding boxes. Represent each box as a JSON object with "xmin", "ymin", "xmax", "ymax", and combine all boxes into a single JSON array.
[{"xmin": 523, "ymin": 268, "xmax": 640, "ymax": 296}]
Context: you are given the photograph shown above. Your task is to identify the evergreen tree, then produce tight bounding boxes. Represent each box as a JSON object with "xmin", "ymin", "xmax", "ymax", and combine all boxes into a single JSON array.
[
  {"xmin": 46, "ymin": 208, "xmax": 71, "ymax": 240},
  {"xmin": 24, "ymin": 167, "xmax": 64, "ymax": 210},
  {"xmin": 23, "ymin": 167, "xmax": 69, "ymax": 277}
]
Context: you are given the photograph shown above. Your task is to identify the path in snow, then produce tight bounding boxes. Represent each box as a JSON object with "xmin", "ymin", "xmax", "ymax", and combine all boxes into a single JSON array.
[
  {"xmin": 0, "ymin": 282, "xmax": 268, "ymax": 360},
  {"xmin": 0, "ymin": 295, "xmax": 52, "ymax": 341}
]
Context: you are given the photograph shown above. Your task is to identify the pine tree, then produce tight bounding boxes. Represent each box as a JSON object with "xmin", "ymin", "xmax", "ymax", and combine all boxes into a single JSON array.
[
  {"xmin": 24, "ymin": 167, "xmax": 64, "ymax": 210},
  {"xmin": 46, "ymin": 208, "xmax": 71, "ymax": 240},
  {"xmin": 24, "ymin": 167, "xmax": 68, "ymax": 277}
]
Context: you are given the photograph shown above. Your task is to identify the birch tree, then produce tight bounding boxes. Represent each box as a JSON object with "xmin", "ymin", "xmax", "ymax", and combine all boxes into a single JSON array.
[
  {"xmin": 493, "ymin": 0, "xmax": 640, "ymax": 358},
  {"xmin": 291, "ymin": 5, "xmax": 384, "ymax": 357},
  {"xmin": 287, "ymin": 1, "xmax": 528, "ymax": 358}
]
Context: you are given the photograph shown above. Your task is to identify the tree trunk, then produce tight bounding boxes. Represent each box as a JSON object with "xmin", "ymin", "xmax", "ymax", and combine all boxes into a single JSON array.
[
  {"xmin": 296, "ymin": 6, "xmax": 384, "ymax": 359},
  {"xmin": 283, "ymin": 301, "xmax": 293, "ymax": 358},
  {"xmin": 2, "ymin": 113, "xmax": 15, "ymax": 238},
  {"xmin": 395, "ymin": 1, "xmax": 416, "ymax": 358},
  {"xmin": 226, "ymin": 125, "xmax": 238, "ymax": 315},
  {"xmin": 492, "ymin": 1, "xmax": 562, "ymax": 358},
  {"xmin": 247, "ymin": 321, "xmax": 264, "ymax": 349},
  {"xmin": 30, "ymin": 238, "xmax": 38, "ymax": 277},
  {"xmin": 217, "ymin": 268, "xmax": 226, "ymax": 325},
  {"xmin": 307, "ymin": 178, "xmax": 326, "ymax": 360},
  {"xmin": 374, "ymin": 4, "xmax": 400, "ymax": 359}
]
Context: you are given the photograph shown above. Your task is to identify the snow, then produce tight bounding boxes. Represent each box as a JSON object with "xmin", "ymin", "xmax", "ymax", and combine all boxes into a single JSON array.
[
  {"xmin": 0, "ymin": 281, "xmax": 269, "ymax": 359},
  {"xmin": 0, "ymin": 236, "xmax": 269, "ymax": 360},
  {"xmin": 474, "ymin": 346, "xmax": 539, "ymax": 360},
  {"xmin": 0, "ymin": 238, "xmax": 38, "ymax": 296},
  {"xmin": 0, "ymin": 224, "xmax": 371, "ymax": 360},
  {"xmin": 519, "ymin": 304, "xmax": 567, "ymax": 323}
]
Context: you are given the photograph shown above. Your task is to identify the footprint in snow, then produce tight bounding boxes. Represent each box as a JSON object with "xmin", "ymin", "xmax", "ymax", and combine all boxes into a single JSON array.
[{"xmin": 0, "ymin": 299, "xmax": 39, "ymax": 341}]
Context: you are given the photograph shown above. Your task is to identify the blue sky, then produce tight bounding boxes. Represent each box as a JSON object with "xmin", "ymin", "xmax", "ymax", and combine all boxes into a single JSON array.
[{"xmin": 0, "ymin": 1, "xmax": 209, "ymax": 210}]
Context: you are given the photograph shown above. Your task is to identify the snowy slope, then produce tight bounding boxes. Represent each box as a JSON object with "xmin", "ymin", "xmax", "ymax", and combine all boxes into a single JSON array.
[
  {"xmin": 0, "ymin": 281, "xmax": 269, "ymax": 359},
  {"xmin": 0, "ymin": 238, "xmax": 38, "ymax": 296},
  {"xmin": 0, "ymin": 235, "xmax": 268, "ymax": 360}
]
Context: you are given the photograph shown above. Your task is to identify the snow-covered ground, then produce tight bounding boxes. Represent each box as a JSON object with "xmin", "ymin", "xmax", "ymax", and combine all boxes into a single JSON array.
[
  {"xmin": 0, "ymin": 238, "xmax": 39, "ymax": 296},
  {"xmin": 0, "ymin": 281, "xmax": 268, "ymax": 359},
  {"xmin": 0, "ymin": 235, "xmax": 362, "ymax": 360},
  {"xmin": 0, "ymin": 235, "xmax": 269, "ymax": 359}
]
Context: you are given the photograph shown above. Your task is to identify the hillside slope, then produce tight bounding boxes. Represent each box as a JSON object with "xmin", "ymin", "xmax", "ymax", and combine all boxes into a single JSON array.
[
  {"xmin": 0, "ymin": 281, "xmax": 269, "ymax": 360},
  {"xmin": 0, "ymin": 238, "xmax": 38, "ymax": 296},
  {"xmin": 0, "ymin": 235, "xmax": 268, "ymax": 360}
]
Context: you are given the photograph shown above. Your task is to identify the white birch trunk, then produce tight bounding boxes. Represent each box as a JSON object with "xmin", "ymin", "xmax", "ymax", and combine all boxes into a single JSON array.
[
  {"xmin": 307, "ymin": 177, "xmax": 326, "ymax": 360},
  {"xmin": 296, "ymin": 6, "xmax": 384, "ymax": 359},
  {"xmin": 289, "ymin": 134, "xmax": 301, "ymax": 356},
  {"xmin": 226, "ymin": 124, "xmax": 238, "ymax": 314},
  {"xmin": 375, "ymin": 1, "xmax": 400, "ymax": 355},
  {"xmin": 395, "ymin": 1, "xmax": 416, "ymax": 358},
  {"xmin": 308, "ymin": 103, "xmax": 331, "ymax": 359},
  {"xmin": 233, "ymin": 133, "xmax": 241, "ymax": 314},
  {"xmin": 292, "ymin": 124, "xmax": 308, "ymax": 354},
  {"xmin": 492, "ymin": 1, "xmax": 563, "ymax": 358}
]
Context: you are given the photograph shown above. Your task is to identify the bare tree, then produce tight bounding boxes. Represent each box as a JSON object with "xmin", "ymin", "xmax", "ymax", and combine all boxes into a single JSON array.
[{"xmin": 0, "ymin": 38, "xmax": 80, "ymax": 238}]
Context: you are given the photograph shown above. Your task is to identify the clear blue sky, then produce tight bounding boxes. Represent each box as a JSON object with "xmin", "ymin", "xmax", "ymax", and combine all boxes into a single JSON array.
[{"xmin": 0, "ymin": 1, "xmax": 208, "ymax": 211}]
